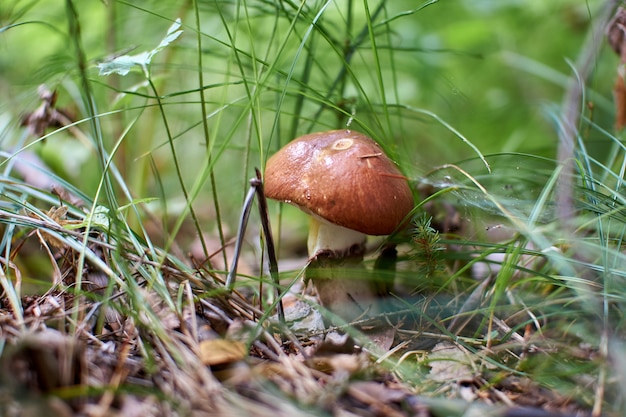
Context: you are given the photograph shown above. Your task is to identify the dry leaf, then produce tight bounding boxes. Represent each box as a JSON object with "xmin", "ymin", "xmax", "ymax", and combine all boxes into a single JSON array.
[
  {"xmin": 283, "ymin": 298, "xmax": 325, "ymax": 336},
  {"xmin": 362, "ymin": 326, "xmax": 396, "ymax": 356},
  {"xmin": 20, "ymin": 85, "xmax": 74, "ymax": 138},
  {"xmin": 34, "ymin": 205, "xmax": 70, "ymax": 249},
  {"xmin": 427, "ymin": 342, "xmax": 475, "ymax": 383},
  {"xmin": 311, "ymin": 352, "xmax": 369, "ymax": 375},
  {"xmin": 607, "ymin": 7, "xmax": 626, "ymax": 58},
  {"xmin": 199, "ymin": 339, "xmax": 247, "ymax": 366}
]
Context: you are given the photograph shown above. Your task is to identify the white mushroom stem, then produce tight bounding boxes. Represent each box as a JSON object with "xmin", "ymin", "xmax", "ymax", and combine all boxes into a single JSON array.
[
  {"xmin": 307, "ymin": 215, "xmax": 366, "ymax": 257},
  {"xmin": 306, "ymin": 215, "xmax": 379, "ymax": 323}
]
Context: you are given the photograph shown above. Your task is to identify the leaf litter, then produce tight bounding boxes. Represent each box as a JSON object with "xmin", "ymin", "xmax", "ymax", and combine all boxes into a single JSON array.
[{"xmin": 0, "ymin": 216, "xmax": 596, "ymax": 417}]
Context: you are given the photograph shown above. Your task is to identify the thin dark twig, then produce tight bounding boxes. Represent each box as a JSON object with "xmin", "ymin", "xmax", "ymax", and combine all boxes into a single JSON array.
[
  {"xmin": 253, "ymin": 168, "xmax": 285, "ymax": 323},
  {"xmin": 225, "ymin": 169, "xmax": 285, "ymax": 323},
  {"xmin": 225, "ymin": 186, "xmax": 256, "ymax": 289}
]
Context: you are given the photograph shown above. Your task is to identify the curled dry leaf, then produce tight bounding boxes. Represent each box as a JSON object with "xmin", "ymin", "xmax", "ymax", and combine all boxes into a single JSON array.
[
  {"xmin": 21, "ymin": 85, "xmax": 75, "ymax": 138},
  {"xmin": 607, "ymin": 7, "xmax": 626, "ymax": 58},
  {"xmin": 33, "ymin": 205, "xmax": 71, "ymax": 250}
]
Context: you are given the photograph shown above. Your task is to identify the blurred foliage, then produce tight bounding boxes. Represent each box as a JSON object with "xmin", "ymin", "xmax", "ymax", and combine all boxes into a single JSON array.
[
  {"xmin": 0, "ymin": 0, "xmax": 617, "ymax": 243},
  {"xmin": 2, "ymin": 2, "xmax": 626, "ymax": 413}
]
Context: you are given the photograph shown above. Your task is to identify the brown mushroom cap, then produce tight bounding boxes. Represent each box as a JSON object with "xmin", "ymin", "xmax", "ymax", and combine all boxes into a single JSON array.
[{"xmin": 264, "ymin": 129, "xmax": 414, "ymax": 235}]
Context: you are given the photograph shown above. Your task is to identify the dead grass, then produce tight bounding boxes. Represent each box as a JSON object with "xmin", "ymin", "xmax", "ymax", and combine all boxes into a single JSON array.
[{"xmin": 0, "ymin": 214, "xmax": 598, "ymax": 417}]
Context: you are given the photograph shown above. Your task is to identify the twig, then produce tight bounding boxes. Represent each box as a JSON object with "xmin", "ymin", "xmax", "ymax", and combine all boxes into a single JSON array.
[
  {"xmin": 225, "ymin": 170, "xmax": 285, "ymax": 323},
  {"xmin": 225, "ymin": 186, "xmax": 256, "ymax": 289},
  {"xmin": 252, "ymin": 168, "xmax": 285, "ymax": 322}
]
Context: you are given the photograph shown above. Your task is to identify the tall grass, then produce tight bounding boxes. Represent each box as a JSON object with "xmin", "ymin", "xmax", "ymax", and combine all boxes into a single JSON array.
[{"xmin": 0, "ymin": 0, "xmax": 623, "ymax": 415}]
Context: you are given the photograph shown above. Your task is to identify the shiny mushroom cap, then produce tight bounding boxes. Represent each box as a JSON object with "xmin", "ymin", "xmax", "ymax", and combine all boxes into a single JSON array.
[{"xmin": 264, "ymin": 129, "xmax": 414, "ymax": 235}]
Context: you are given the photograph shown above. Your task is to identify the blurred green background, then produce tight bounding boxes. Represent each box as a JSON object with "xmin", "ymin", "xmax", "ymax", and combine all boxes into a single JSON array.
[{"xmin": 0, "ymin": 0, "xmax": 616, "ymax": 252}]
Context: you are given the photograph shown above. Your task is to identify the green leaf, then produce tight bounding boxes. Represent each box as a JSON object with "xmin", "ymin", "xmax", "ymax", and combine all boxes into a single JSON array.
[
  {"xmin": 97, "ymin": 18, "xmax": 182, "ymax": 76},
  {"xmin": 149, "ymin": 18, "xmax": 183, "ymax": 60},
  {"xmin": 97, "ymin": 52, "xmax": 151, "ymax": 76}
]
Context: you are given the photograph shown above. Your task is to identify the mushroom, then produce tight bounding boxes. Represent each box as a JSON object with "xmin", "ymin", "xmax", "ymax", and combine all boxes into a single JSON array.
[{"xmin": 264, "ymin": 129, "xmax": 414, "ymax": 323}]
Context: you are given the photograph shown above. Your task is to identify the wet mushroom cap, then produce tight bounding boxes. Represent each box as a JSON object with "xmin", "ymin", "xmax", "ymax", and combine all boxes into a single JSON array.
[{"xmin": 264, "ymin": 129, "xmax": 414, "ymax": 235}]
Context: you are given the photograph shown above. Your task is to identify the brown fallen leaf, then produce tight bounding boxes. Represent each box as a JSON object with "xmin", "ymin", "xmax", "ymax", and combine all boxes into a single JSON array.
[
  {"xmin": 199, "ymin": 338, "xmax": 247, "ymax": 366},
  {"xmin": 310, "ymin": 352, "xmax": 370, "ymax": 375}
]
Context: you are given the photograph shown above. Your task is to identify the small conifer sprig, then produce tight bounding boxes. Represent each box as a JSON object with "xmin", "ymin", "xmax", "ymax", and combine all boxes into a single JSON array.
[{"xmin": 409, "ymin": 214, "xmax": 445, "ymax": 278}]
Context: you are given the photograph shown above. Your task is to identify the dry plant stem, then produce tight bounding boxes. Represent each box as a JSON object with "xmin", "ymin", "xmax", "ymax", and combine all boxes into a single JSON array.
[
  {"xmin": 226, "ymin": 171, "xmax": 284, "ymax": 322},
  {"xmin": 225, "ymin": 186, "xmax": 256, "ymax": 289},
  {"xmin": 184, "ymin": 280, "xmax": 199, "ymax": 344},
  {"xmin": 252, "ymin": 168, "xmax": 285, "ymax": 322},
  {"xmin": 556, "ymin": 0, "xmax": 618, "ymax": 230}
]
